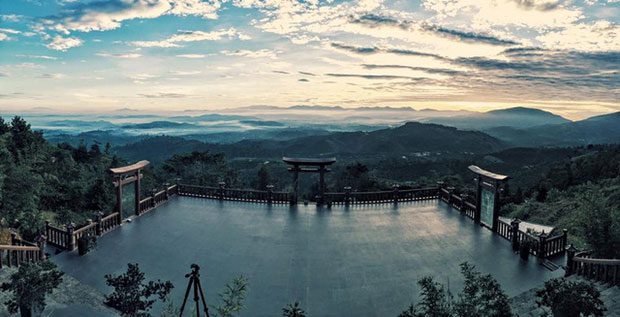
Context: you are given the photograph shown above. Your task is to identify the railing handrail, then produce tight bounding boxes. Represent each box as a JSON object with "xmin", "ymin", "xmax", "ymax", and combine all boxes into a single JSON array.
[
  {"xmin": 325, "ymin": 187, "xmax": 437, "ymax": 195},
  {"xmin": 73, "ymin": 222, "xmax": 96, "ymax": 235},
  {"xmin": 102, "ymin": 212, "xmax": 119, "ymax": 221},
  {"xmin": 0, "ymin": 245, "xmax": 40, "ymax": 251}
]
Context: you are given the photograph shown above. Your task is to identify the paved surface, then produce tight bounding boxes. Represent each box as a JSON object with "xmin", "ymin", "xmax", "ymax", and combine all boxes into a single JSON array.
[{"xmin": 52, "ymin": 197, "xmax": 562, "ymax": 317}]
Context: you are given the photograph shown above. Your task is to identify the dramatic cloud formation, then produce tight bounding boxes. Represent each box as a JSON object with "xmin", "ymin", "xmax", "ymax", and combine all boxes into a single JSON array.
[{"xmin": 0, "ymin": 0, "xmax": 617, "ymax": 118}]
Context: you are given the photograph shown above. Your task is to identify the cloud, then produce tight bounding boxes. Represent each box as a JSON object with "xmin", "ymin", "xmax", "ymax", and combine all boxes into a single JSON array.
[
  {"xmin": 96, "ymin": 52, "xmax": 142, "ymax": 58},
  {"xmin": 38, "ymin": 73, "xmax": 66, "ymax": 79},
  {"xmin": 362, "ymin": 64, "xmax": 462, "ymax": 75},
  {"xmin": 41, "ymin": 0, "xmax": 223, "ymax": 34},
  {"xmin": 0, "ymin": 33, "xmax": 8, "ymax": 41},
  {"xmin": 299, "ymin": 71, "xmax": 316, "ymax": 76},
  {"xmin": 330, "ymin": 42, "xmax": 449, "ymax": 61},
  {"xmin": 325, "ymin": 73, "xmax": 424, "ymax": 80},
  {"xmin": 221, "ymin": 49, "xmax": 277, "ymax": 59},
  {"xmin": 16, "ymin": 54, "xmax": 58, "ymax": 60},
  {"xmin": 130, "ymin": 28, "xmax": 249, "ymax": 47},
  {"xmin": 1, "ymin": 14, "xmax": 22, "ymax": 22},
  {"xmin": 422, "ymin": 25, "xmax": 519, "ymax": 46},
  {"xmin": 298, "ymin": 78, "xmax": 309, "ymax": 82},
  {"xmin": 176, "ymin": 54, "xmax": 207, "ymax": 58},
  {"xmin": 138, "ymin": 92, "xmax": 190, "ymax": 98},
  {"xmin": 46, "ymin": 35, "xmax": 83, "ymax": 51}
]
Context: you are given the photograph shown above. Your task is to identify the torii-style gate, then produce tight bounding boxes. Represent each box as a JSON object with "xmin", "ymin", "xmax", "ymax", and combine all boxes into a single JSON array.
[
  {"xmin": 283, "ymin": 157, "xmax": 336, "ymax": 205},
  {"xmin": 468, "ymin": 165, "xmax": 509, "ymax": 231},
  {"xmin": 110, "ymin": 160, "xmax": 150, "ymax": 219}
]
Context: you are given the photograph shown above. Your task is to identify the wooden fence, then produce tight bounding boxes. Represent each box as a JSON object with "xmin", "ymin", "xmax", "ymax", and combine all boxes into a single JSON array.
[
  {"xmin": 440, "ymin": 187, "xmax": 567, "ymax": 259},
  {"xmin": 567, "ymin": 250, "xmax": 620, "ymax": 285},
  {"xmin": 0, "ymin": 234, "xmax": 44, "ymax": 268},
  {"xmin": 138, "ymin": 184, "xmax": 178, "ymax": 215},
  {"xmin": 325, "ymin": 187, "xmax": 438, "ymax": 205},
  {"xmin": 178, "ymin": 184, "xmax": 290, "ymax": 204}
]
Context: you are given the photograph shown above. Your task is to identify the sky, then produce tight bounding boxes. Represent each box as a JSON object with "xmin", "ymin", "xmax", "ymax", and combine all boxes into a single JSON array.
[{"xmin": 0, "ymin": 0, "xmax": 618, "ymax": 120}]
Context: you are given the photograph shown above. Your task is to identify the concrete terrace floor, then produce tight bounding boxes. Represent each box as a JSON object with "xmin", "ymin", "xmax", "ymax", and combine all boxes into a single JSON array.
[{"xmin": 52, "ymin": 197, "xmax": 563, "ymax": 317}]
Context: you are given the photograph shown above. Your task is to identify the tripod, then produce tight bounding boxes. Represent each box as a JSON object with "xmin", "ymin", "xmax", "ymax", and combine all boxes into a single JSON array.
[{"xmin": 179, "ymin": 264, "xmax": 210, "ymax": 317}]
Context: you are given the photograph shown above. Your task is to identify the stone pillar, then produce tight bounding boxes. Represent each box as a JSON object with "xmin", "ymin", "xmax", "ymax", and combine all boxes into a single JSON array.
[
  {"xmin": 492, "ymin": 181, "xmax": 501, "ymax": 232},
  {"xmin": 267, "ymin": 184, "xmax": 274, "ymax": 204},
  {"xmin": 66, "ymin": 223, "xmax": 75, "ymax": 250},
  {"xmin": 291, "ymin": 166, "xmax": 299, "ymax": 205},
  {"xmin": 319, "ymin": 166, "xmax": 326, "ymax": 205},
  {"xmin": 36, "ymin": 234, "xmax": 47, "ymax": 260},
  {"xmin": 218, "ymin": 182, "xmax": 226, "ymax": 200},
  {"xmin": 94, "ymin": 211, "xmax": 103, "ymax": 236},
  {"xmin": 134, "ymin": 170, "xmax": 141, "ymax": 216},
  {"xmin": 474, "ymin": 176, "xmax": 482, "ymax": 224},
  {"xmin": 344, "ymin": 186, "xmax": 352, "ymax": 206},
  {"xmin": 565, "ymin": 244, "xmax": 578, "ymax": 276},
  {"xmin": 538, "ymin": 232, "xmax": 548, "ymax": 259},
  {"xmin": 510, "ymin": 219, "xmax": 521, "ymax": 252},
  {"xmin": 392, "ymin": 184, "xmax": 400, "ymax": 204},
  {"xmin": 116, "ymin": 176, "xmax": 123, "ymax": 215}
]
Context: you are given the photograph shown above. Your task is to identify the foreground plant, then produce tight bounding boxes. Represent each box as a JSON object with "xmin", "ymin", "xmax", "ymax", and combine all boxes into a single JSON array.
[
  {"xmin": 399, "ymin": 262, "xmax": 512, "ymax": 317},
  {"xmin": 104, "ymin": 263, "xmax": 173, "ymax": 317},
  {"xmin": 536, "ymin": 278, "xmax": 606, "ymax": 317},
  {"xmin": 211, "ymin": 275, "xmax": 248, "ymax": 317},
  {"xmin": 282, "ymin": 301, "xmax": 307, "ymax": 317},
  {"xmin": 1, "ymin": 260, "xmax": 64, "ymax": 317}
]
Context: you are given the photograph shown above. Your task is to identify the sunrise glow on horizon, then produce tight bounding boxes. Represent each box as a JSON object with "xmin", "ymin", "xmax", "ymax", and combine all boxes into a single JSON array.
[{"xmin": 0, "ymin": 0, "xmax": 618, "ymax": 120}]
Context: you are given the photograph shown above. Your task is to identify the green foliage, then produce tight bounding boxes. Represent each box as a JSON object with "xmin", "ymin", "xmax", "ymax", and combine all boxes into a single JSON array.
[
  {"xmin": 255, "ymin": 164, "xmax": 271, "ymax": 190},
  {"xmin": 104, "ymin": 263, "xmax": 174, "ymax": 317},
  {"xmin": 159, "ymin": 151, "xmax": 238, "ymax": 187},
  {"xmin": 536, "ymin": 278, "xmax": 606, "ymax": 317},
  {"xmin": 400, "ymin": 276, "xmax": 452, "ymax": 317},
  {"xmin": 0, "ymin": 116, "xmax": 117, "ymax": 239},
  {"xmin": 282, "ymin": 302, "xmax": 306, "ymax": 317},
  {"xmin": 211, "ymin": 275, "xmax": 248, "ymax": 317},
  {"xmin": 400, "ymin": 262, "xmax": 512, "ymax": 317},
  {"xmin": 453, "ymin": 263, "xmax": 512, "ymax": 317},
  {"xmin": 1, "ymin": 260, "xmax": 64, "ymax": 317}
]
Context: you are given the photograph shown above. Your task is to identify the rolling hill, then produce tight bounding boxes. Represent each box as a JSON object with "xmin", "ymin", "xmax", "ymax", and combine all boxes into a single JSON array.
[{"xmin": 425, "ymin": 107, "xmax": 570, "ymax": 129}]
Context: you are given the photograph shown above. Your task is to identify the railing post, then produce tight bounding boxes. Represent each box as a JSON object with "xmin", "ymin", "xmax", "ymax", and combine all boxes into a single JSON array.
[
  {"xmin": 10, "ymin": 232, "xmax": 17, "ymax": 245},
  {"xmin": 510, "ymin": 219, "xmax": 521, "ymax": 252},
  {"xmin": 266, "ymin": 185, "xmax": 274, "ymax": 204},
  {"xmin": 218, "ymin": 182, "xmax": 226, "ymax": 200},
  {"xmin": 36, "ymin": 234, "xmax": 46, "ymax": 260},
  {"xmin": 537, "ymin": 232, "xmax": 548, "ymax": 259},
  {"xmin": 344, "ymin": 186, "xmax": 352, "ymax": 206},
  {"xmin": 94, "ymin": 211, "xmax": 103, "ymax": 236},
  {"xmin": 562, "ymin": 228, "xmax": 568, "ymax": 251},
  {"xmin": 164, "ymin": 183, "xmax": 170, "ymax": 200},
  {"xmin": 44, "ymin": 220, "xmax": 50, "ymax": 239},
  {"xmin": 460, "ymin": 193, "xmax": 467, "ymax": 212},
  {"xmin": 565, "ymin": 244, "xmax": 578, "ymax": 276},
  {"xmin": 392, "ymin": 184, "xmax": 400, "ymax": 204},
  {"xmin": 66, "ymin": 223, "xmax": 75, "ymax": 250},
  {"xmin": 446, "ymin": 186, "xmax": 454, "ymax": 204}
]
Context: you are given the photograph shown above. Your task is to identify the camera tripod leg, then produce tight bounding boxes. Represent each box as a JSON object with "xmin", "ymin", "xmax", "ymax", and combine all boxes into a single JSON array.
[
  {"xmin": 179, "ymin": 276, "xmax": 193, "ymax": 316},
  {"xmin": 196, "ymin": 278, "xmax": 210, "ymax": 317}
]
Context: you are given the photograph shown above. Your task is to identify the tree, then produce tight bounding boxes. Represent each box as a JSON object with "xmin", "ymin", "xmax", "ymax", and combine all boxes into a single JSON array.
[
  {"xmin": 1, "ymin": 260, "xmax": 64, "ymax": 317},
  {"xmin": 402, "ymin": 276, "xmax": 452, "ymax": 317},
  {"xmin": 400, "ymin": 262, "xmax": 512, "ymax": 317},
  {"xmin": 282, "ymin": 302, "xmax": 306, "ymax": 317},
  {"xmin": 212, "ymin": 275, "xmax": 248, "ymax": 317},
  {"xmin": 453, "ymin": 262, "xmax": 512, "ymax": 317},
  {"xmin": 104, "ymin": 263, "xmax": 174, "ymax": 317},
  {"xmin": 536, "ymin": 278, "xmax": 605, "ymax": 317}
]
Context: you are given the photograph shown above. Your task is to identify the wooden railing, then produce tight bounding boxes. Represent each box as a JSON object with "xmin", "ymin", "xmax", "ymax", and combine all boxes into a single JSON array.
[
  {"xmin": 325, "ymin": 187, "xmax": 439, "ymax": 205},
  {"xmin": 99, "ymin": 212, "xmax": 120, "ymax": 235},
  {"xmin": 73, "ymin": 221, "xmax": 97, "ymax": 243},
  {"xmin": 497, "ymin": 218, "xmax": 512, "ymax": 240},
  {"xmin": 178, "ymin": 184, "xmax": 290, "ymax": 204},
  {"xmin": 45, "ymin": 222, "xmax": 71, "ymax": 250},
  {"xmin": 138, "ymin": 184, "xmax": 179, "ymax": 215},
  {"xmin": 567, "ymin": 251, "xmax": 620, "ymax": 285},
  {"xmin": 0, "ymin": 245, "xmax": 42, "ymax": 268}
]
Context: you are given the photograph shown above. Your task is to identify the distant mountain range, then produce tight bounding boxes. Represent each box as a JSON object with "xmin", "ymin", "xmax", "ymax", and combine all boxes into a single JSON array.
[
  {"xmin": 114, "ymin": 121, "xmax": 508, "ymax": 163},
  {"xmin": 423, "ymin": 107, "xmax": 570, "ymax": 129},
  {"xmin": 485, "ymin": 111, "xmax": 620, "ymax": 147}
]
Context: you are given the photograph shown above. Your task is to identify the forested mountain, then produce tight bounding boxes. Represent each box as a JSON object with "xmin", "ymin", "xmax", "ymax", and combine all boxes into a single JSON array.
[
  {"xmin": 114, "ymin": 121, "xmax": 507, "ymax": 163},
  {"xmin": 485, "ymin": 112, "xmax": 620, "ymax": 147},
  {"xmin": 425, "ymin": 107, "xmax": 570, "ymax": 129}
]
